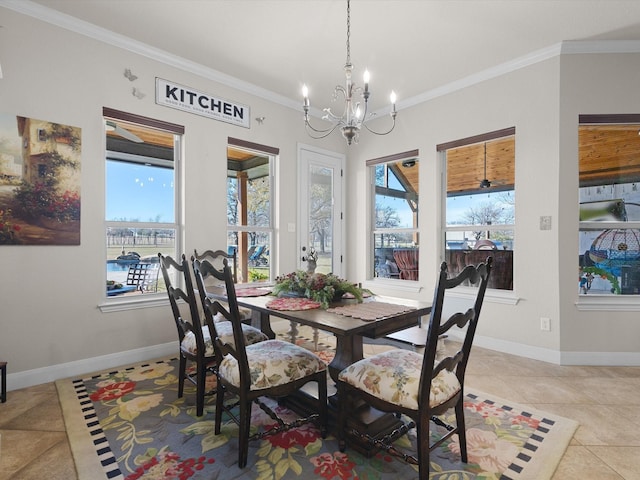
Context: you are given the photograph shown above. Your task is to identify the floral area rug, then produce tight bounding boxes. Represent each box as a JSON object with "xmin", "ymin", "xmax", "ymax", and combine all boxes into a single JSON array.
[{"xmin": 56, "ymin": 357, "xmax": 577, "ymax": 480}]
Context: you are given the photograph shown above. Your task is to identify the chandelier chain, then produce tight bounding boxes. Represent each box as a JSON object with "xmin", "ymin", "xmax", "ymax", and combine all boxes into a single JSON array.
[{"xmin": 346, "ymin": 0, "xmax": 351, "ymax": 65}]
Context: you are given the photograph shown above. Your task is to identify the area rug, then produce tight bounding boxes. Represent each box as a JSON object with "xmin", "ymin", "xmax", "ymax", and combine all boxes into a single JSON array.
[{"xmin": 56, "ymin": 357, "xmax": 577, "ymax": 480}]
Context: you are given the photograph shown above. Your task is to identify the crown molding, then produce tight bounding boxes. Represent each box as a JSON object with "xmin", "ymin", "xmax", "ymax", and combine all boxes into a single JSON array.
[
  {"xmin": 4, "ymin": 0, "xmax": 640, "ymax": 118},
  {"xmin": 0, "ymin": 0, "xmax": 300, "ymax": 111}
]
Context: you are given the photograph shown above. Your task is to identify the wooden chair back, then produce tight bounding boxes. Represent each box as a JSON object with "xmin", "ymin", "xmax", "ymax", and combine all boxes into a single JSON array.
[
  {"xmin": 193, "ymin": 257, "xmax": 250, "ymax": 388},
  {"xmin": 419, "ymin": 256, "xmax": 493, "ymax": 411},
  {"xmin": 158, "ymin": 253, "xmax": 203, "ymax": 348}
]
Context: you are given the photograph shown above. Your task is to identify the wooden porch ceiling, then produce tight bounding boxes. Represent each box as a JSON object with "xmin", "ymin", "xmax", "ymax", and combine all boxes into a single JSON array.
[{"xmin": 107, "ymin": 121, "xmax": 640, "ymax": 194}]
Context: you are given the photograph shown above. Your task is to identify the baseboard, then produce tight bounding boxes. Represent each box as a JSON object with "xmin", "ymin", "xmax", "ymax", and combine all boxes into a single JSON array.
[
  {"xmin": 448, "ymin": 331, "xmax": 640, "ymax": 366},
  {"xmin": 7, "ymin": 342, "xmax": 176, "ymax": 391},
  {"xmin": 10, "ymin": 334, "xmax": 640, "ymax": 392}
]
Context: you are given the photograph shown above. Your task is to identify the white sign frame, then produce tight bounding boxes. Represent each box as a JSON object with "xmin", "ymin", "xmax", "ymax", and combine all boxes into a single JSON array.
[{"xmin": 155, "ymin": 78, "xmax": 250, "ymax": 128}]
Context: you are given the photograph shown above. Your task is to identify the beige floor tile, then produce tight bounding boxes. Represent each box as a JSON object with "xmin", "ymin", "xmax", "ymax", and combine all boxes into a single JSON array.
[
  {"xmin": 537, "ymin": 404, "xmax": 640, "ymax": 447},
  {"xmin": 0, "ymin": 430, "xmax": 70, "ymax": 480},
  {"xmin": 552, "ymin": 446, "xmax": 624, "ymax": 480},
  {"xmin": 587, "ymin": 446, "xmax": 640, "ymax": 480},
  {"xmin": 465, "ymin": 375, "xmax": 530, "ymax": 403}
]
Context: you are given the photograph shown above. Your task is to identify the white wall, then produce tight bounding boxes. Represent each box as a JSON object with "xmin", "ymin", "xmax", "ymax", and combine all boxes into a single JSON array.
[
  {"xmin": 349, "ymin": 52, "xmax": 640, "ymax": 365},
  {"xmin": 0, "ymin": 7, "xmax": 343, "ymax": 389},
  {"xmin": 2, "ymin": 6, "xmax": 640, "ymax": 392}
]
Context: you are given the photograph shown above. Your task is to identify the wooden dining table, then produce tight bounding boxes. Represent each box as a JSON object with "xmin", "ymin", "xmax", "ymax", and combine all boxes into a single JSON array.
[
  {"xmin": 209, "ymin": 289, "xmax": 432, "ymax": 454},
  {"xmin": 232, "ymin": 295, "xmax": 431, "ymax": 457},
  {"xmin": 234, "ymin": 294, "xmax": 432, "ymax": 384}
]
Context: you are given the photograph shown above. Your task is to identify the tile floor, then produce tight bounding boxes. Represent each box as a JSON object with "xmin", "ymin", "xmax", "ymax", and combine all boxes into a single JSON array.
[{"xmin": 1, "ymin": 320, "xmax": 640, "ymax": 479}]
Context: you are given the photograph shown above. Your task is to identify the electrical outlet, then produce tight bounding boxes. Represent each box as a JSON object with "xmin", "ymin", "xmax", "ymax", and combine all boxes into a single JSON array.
[{"xmin": 540, "ymin": 317, "xmax": 551, "ymax": 331}]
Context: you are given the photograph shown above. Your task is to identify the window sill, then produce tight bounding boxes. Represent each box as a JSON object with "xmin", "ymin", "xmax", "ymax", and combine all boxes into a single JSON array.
[
  {"xmin": 99, "ymin": 293, "xmax": 167, "ymax": 313},
  {"xmin": 363, "ymin": 278, "xmax": 423, "ymax": 294},
  {"xmin": 447, "ymin": 286, "xmax": 520, "ymax": 305},
  {"xmin": 576, "ymin": 294, "xmax": 640, "ymax": 311}
]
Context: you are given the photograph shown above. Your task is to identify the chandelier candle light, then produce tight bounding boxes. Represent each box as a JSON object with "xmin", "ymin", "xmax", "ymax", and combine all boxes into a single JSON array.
[{"xmin": 302, "ymin": 0, "xmax": 397, "ymax": 145}]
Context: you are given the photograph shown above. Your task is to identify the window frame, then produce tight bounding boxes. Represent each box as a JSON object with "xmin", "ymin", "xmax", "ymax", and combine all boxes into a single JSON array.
[
  {"xmin": 101, "ymin": 108, "xmax": 184, "ymax": 310},
  {"xmin": 367, "ymin": 149, "xmax": 420, "ymax": 284},
  {"xmin": 439, "ymin": 127, "xmax": 516, "ymax": 293},
  {"xmin": 578, "ymin": 114, "xmax": 640, "ymax": 305},
  {"xmin": 227, "ymin": 137, "xmax": 277, "ymax": 284}
]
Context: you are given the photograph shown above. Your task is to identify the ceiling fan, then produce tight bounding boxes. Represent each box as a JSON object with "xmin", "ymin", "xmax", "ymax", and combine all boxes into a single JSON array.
[
  {"xmin": 105, "ymin": 120, "xmax": 143, "ymax": 143},
  {"xmin": 479, "ymin": 143, "xmax": 492, "ymax": 188},
  {"xmin": 477, "ymin": 142, "xmax": 509, "ymax": 189}
]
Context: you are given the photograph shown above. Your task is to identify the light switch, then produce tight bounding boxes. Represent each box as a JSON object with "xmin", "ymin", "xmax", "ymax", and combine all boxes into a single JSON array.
[{"xmin": 540, "ymin": 216, "xmax": 551, "ymax": 230}]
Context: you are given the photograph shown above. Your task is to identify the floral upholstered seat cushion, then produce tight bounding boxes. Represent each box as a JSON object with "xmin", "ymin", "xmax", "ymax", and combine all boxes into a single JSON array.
[
  {"xmin": 181, "ymin": 322, "xmax": 268, "ymax": 357},
  {"xmin": 338, "ymin": 349, "xmax": 460, "ymax": 410},
  {"xmin": 218, "ymin": 339, "xmax": 327, "ymax": 390}
]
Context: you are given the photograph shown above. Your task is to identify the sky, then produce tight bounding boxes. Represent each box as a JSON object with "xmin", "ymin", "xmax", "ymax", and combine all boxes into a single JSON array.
[{"xmin": 106, "ymin": 161, "xmax": 174, "ymax": 222}]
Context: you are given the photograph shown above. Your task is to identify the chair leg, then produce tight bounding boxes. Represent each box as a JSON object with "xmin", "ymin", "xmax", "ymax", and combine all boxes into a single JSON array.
[
  {"xmin": 417, "ymin": 414, "xmax": 430, "ymax": 480},
  {"xmin": 214, "ymin": 384, "xmax": 224, "ymax": 435},
  {"xmin": 337, "ymin": 383, "xmax": 347, "ymax": 452},
  {"xmin": 317, "ymin": 374, "xmax": 328, "ymax": 438},
  {"xmin": 178, "ymin": 356, "xmax": 187, "ymax": 398},
  {"xmin": 455, "ymin": 400, "xmax": 468, "ymax": 463},
  {"xmin": 238, "ymin": 398, "xmax": 252, "ymax": 468},
  {"xmin": 196, "ymin": 359, "xmax": 206, "ymax": 417}
]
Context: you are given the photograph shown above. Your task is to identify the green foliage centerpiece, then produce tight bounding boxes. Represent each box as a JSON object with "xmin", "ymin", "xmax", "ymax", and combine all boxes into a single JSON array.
[{"xmin": 272, "ymin": 271, "xmax": 365, "ymax": 309}]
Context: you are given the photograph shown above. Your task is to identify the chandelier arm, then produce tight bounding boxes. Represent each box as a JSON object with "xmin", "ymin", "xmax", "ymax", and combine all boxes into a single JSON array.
[
  {"xmin": 304, "ymin": 118, "xmax": 342, "ymax": 138},
  {"xmin": 323, "ymin": 109, "xmax": 345, "ymax": 122},
  {"xmin": 362, "ymin": 116, "xmax": 397, "ymax": 135}
]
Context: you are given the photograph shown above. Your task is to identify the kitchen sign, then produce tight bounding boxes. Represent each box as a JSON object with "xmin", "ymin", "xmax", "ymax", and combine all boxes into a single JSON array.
[{"xmin": 155, "ymin": 78, "xmax": 250, "ymax": 128}]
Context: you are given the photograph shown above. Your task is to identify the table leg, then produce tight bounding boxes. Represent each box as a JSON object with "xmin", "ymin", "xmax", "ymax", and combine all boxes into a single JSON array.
[
  {"xmin": 253, "ymin": 310, "xmax": 276, "ymax": 339},
  {"xmin": 329, "ymin": 334, "xmax": 364, "ymax": 383}
]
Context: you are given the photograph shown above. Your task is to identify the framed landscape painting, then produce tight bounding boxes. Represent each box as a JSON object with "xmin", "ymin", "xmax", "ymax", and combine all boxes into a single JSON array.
[{"xmin": 0, "ymin": 114, "xmax": 81, "ymax": 245}]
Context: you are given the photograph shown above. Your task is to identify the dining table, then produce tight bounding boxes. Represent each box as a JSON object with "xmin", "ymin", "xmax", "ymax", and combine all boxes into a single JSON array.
[
  {"xmin": 224, "ymin": 290, "xmax": 433, "ymax": 454},
  {"xmin": 233, "ymin": 293, "xmax": 432, "ymax": 384}
]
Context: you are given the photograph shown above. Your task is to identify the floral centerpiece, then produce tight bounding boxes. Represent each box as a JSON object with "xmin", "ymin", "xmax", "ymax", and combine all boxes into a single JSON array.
[{"xmin": 272, "ymin": 271, "xmax": 366, "ymax": 309}]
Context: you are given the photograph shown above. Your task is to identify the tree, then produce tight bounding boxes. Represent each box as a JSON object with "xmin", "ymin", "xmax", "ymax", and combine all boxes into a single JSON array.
[
  {"xmin": 375, "ymin": 204, "xmax": 402, "ymax": 246},
  {"xmin": 309, "ymin": 182, "xmax": 332, "ymax": 252},
  {"xmin": 463, "ymin": 201, "xmax": 508, "ymax": 241}
]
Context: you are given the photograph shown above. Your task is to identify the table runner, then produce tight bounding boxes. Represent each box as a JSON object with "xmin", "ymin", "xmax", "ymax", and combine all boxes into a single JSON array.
[
  {"xmin": 265, "ymin": 297, "xmax": 322, "ymax": 311},
  {"xmin": 327, "ymin": 302, "xmax": 415, "ymax": 321}
]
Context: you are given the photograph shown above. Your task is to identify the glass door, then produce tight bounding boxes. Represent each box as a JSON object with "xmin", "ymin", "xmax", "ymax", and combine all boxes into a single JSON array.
[{"xmin": 297, "ymin": 144, "xmax": 344, "ymax": 276}]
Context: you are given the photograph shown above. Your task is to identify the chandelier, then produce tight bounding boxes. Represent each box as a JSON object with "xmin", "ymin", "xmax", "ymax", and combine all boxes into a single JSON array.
[{"xmin": 302, "ymin": 0, "xmax": 397, "ymax": 145}]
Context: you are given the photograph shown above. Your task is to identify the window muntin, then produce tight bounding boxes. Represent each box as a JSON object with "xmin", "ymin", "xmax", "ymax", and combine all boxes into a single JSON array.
[
  {"xmin": 227, "ymin": 144, "xmax": 274, "ymax": 284},
  {"xmin": 104, "ymin": 112, "xmax": 180, "ymax": 298},
  {"xmin": 578, "ymin": 118, "xmax": 640, "ymax": 295},
  {"xmin": 442, "ymin": 130, "xmax": 515, "ymax": 291},
  {"xmin": 370, "ymin": 154, "xmax": 419, "ymax": 281}
]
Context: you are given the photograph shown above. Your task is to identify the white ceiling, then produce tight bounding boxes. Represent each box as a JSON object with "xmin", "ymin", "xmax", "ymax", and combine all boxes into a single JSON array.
[{"xmin": 11, "ymin": 1, "xmax": 640, "ymax": 115}]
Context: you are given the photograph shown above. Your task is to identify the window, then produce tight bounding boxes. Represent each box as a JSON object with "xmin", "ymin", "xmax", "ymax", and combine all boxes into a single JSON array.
[
  {"xmin": 440, "ymin": 128, "xmax": 515, "ymax": 291},
  {"xmin": 227, "ymin": 138, "xmax": 276, "ymax": 284},
  {"xmin": 368, "ymin": 150, "xmax": 419, "ymax": 281},
  {"xmin": 578, "ymin": 114, "xmax": 640, "ymax": 296},
  {"xmin": 104, "ymin": 108, "xmax": 183, "ymax": 298}
]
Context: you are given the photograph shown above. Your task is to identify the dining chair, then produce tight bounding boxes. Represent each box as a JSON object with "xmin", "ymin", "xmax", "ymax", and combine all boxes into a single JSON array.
[
  {"xmin": 200, "ymin": 257, "xmax": 328, "ymax": 468},
  {"xmin": 158, "ymin": 253, "xmax": 218, "ymax": 417},
  {"xmin": 337, "ymin": 257, "xmax": 492, "ymax": 480},
  {"xmin": 193, "ymin": 248, "xmax": 252, "ymax": 322},
  {"xmin": 191, "ymin": 256, "xmax": 268, "ymax": 349}
]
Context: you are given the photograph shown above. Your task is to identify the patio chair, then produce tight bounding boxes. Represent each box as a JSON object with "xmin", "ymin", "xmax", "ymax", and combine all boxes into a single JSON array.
[
  {"xmin": 337, "ymin": 257, "xmax": 492, "ymax": 480},
  {"xmin": 126, "ymin": 262, "xmax": 159, "ymax": 292}
]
